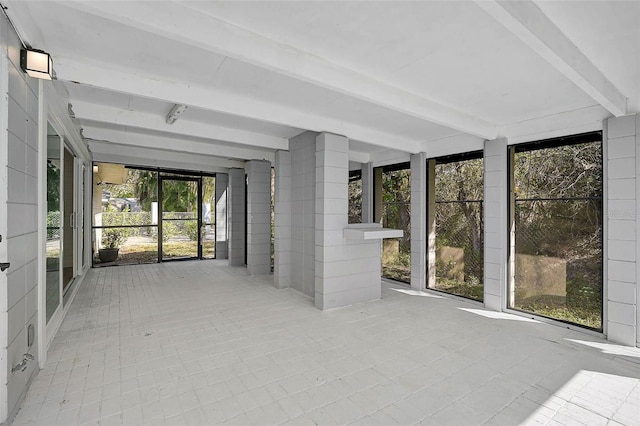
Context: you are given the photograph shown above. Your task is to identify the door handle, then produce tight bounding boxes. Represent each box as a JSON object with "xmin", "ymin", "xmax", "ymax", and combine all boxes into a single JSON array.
[{"xmin": 0, "ymin": 263, "xmax": 10, "ymax": 272}]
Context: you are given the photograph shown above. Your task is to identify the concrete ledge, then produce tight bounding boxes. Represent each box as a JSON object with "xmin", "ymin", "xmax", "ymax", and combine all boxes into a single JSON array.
[{"xmin": 343, "ymin": 223, "xmax": 403, "ymax": 240}]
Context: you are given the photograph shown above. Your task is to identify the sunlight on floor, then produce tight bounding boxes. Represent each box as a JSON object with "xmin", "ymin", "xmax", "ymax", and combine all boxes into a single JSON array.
[
  {"xmin": 458, "ymin": 307, "xmax": 541, "ymax": 322},
  {"xmin": 389, "ymin": 288, "xmax": 444, "ymax": 298},
  {"xmin": 566, "ymin": 339, "xmax": 640, "ymax": 358},
  {"xmin": 524, "ymin": 370, "xmax": 640, "ymax": 425}
]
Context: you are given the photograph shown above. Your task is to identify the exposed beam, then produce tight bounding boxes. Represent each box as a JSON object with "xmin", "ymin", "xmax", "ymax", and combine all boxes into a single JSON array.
[
  {"xmin": 56, "ymin": 58, "xmax": 422, "ymax": 153},
  {"xmin": 89, "ymin": 140, "xmax": 241, "ymax": 172},
  {"xmin": 82, "ymin": 125, "xmax": 274, "ymax": 163},
  {"xmin": 62, "ymin": 0, "xmax": 497, "ymax": 139},
  {"xmin": 475, "ymin": 0, "xmax": 627, "ymax": 117},
  {"xmin": 347, "ymin": 150, "xmax": 371, "ymax": 164},
  {"xmin": 422, "ymin": 134, "xmax": 485, "ymax": 159},
  {"xmin": 501, "ymin": 104, "xmax": 607, "ymax": 145},
  {"xmin": 72, "ymin": 100, "xmax": 289, "ymax": 151}
]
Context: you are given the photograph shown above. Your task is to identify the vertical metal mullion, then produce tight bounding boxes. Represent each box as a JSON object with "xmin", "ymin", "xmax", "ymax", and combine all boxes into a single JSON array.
[
  {"xmin": 197, "ymin": 177, "xmax": 203, "ymax": 259},
  {"xmin": 213, "ymin": 175, "xmax": 217, "ymax": 260},
  {"xmin": 158, "ymin": 177, "xmax": 163, "ymax": 263},
  {"xmin": 507, "ymin": 146, "xmax": 516, "ymax": 309}
]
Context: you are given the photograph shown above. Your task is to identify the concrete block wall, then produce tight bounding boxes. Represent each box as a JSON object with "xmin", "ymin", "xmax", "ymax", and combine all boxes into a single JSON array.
[
  {"xmin": 483, "ymin": 138, "xmax": 509, "ymax": 311},
  {"xmin": 605, "ymin": 114, "xmax": 639, "ymax": 347},
  {"xmin": 289, "ymin": 132, "xmax": 317, "ymax": 297},
  {"xmin": 246, "ymin": 160, "xmax": 271, "ymax": 275},
  {"xmin": 274, "ymin": 151, "xmax": 291, "ymax": 289},
  {"xmin": 227, "ymin": 168, "xmax": 246, "ymax": 266},
  {"xmin": 215, "ymin": 173, "xmax": 228, "ymax": 259},
  {"xmin": 410, "ymin": 153, "xmax": 427, "ymax": 290},
  {"xmin": 0, "ymin": 18, "xmax": 40, "ymax": 422}
]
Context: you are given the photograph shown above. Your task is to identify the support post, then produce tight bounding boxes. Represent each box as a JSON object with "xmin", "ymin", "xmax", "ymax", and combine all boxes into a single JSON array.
[
  {"xmin": 246, "ymin": 160, "xmax": 271, "ymax": 275},
  {"xmin": 228, "ymin": 168, "xmax": 246, "ymax": 266}
]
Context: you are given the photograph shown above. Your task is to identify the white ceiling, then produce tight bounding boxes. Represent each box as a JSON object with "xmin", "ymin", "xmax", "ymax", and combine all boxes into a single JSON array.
[{"xmin": 5, "ymin": 0, "xmax": 639, "ymax": 169}]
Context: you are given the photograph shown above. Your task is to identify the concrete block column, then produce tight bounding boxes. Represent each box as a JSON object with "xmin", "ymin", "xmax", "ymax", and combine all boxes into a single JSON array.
[
  {"xmin": 274, "ymin": 150, "xmax": 291, "ymax": 288},
  {"xmin": 228, "ymin": 168, "xmax": 246, "ymax": 267},
  {"xmin": 289, "ymin": 132, "xmax": 317, "ymax": 297},
  {"xmin": 314, "ymin": 133, "xmax": 349, "ymax": 309},
  {"xmin": 605, "ymin": 114, "xmax": 639, "ymax": 346},
  {"xmin": 361, "ymin": 162, "xmax": 374, "ymax": 223},
  {"xmin": 246, "ymin": 160, "xmax": 272, "ymax": 275},
  {"xmin": 410, "ymin": 153, "xmax": 427, "ymax": 290},
  {"xmin": 483, "ymin": 138, "xmax": 509, "ymax": 311},
  {"xmin": 215, "ymin": 173, "xmax": 228, "ymax": 259}
]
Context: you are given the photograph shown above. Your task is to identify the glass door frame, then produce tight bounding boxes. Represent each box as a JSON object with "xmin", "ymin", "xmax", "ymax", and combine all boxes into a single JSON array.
[
  {"xmin": 45, "ymin": 130, "xmax": 64, "ymax": 333},
  {"xmin": 158, "ymin": 175, "xmax": 203, "ymax": 262},
  {"xmin": 61, "ymin": 143, "xmax": 76, "ymax": 297},
  {"xmin": 506, "ymin": 132, "xmax": 604, "ymax": 331}
]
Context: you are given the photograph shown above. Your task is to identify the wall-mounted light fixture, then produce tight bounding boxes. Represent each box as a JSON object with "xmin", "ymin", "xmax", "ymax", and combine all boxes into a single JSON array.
[
  {"xmin": 20, "ymin": 48, "xmax": 53, "ymax": 80},
  {"xmin": 166, "ymin": 104, "xmax": 188, "ymax": 125},
  {"xmin": 93, "ymin": 165, "xmax": 99, "ymax": 174}
]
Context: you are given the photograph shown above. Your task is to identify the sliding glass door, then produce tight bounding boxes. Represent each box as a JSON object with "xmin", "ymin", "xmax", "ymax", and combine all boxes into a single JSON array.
[
  {"xmin": 46, "ymin": 125, "xmax": 62, "ymax": 324},
  {"xmin": 46, "ymin": 123, "xmax": 86, "ymax": 327}
]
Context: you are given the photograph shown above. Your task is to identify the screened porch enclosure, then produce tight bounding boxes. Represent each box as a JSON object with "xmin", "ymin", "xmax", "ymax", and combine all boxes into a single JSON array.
[{"xmin": 92, "ymin": 164, "xmax": 219, "ymax": 266}]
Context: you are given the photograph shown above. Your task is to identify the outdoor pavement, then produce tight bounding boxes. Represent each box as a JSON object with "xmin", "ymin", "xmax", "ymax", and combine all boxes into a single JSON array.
[{"xmin": 12, "ymin": 260, "xmax": 640, "ymax": 425}]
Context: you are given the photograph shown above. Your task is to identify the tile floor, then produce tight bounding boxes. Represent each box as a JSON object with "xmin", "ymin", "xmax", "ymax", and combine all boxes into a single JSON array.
[{"xmin": 12, "ymin": 261, "xmax": 640, "ymax": 425}]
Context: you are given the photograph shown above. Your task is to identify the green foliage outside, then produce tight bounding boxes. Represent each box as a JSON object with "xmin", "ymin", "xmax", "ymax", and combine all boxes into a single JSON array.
[
  {"xmin": 95, "ymin": 167, "xmax": 217, "ymax": 264},
  {"xmin": 381, "ymin": 169, "xmax": 411, "ymax": 282},
  {"xmin": 47, "ymin": 161, "xmax": 60, "ymax": 212},
  {"xmin": 434, "ymin": 157, "xmax": 484, "ymax": 301},
  {"xmin": 348, "ymin": 178, "xmax": 362, "ymax": 224},
  {"xmin": 513, "ymin": 142, "xmax": 603, "ymax": 329}
]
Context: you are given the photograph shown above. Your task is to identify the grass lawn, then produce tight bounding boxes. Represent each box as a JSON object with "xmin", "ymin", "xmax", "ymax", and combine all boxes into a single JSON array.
[
  {"xmin": 94, "ymin": 241, "xmax": 215, "ymax": 265},
  {"xmin": 433, "ymin": 277, "xmax": 484, "ymax": 302},
  {"xmin": 514, "ymin": 294, "xmax": 601, "ymax": 330}
]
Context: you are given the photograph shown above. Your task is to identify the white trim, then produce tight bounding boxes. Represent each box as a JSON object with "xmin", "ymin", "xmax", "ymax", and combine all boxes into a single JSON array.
[
  {"xmin": 37, "ymin": 79, "xmax": 47, "ymax": 369},
  {"xmin": 0, "ymin": 48, "xmax": 9, "ymax": 425}
]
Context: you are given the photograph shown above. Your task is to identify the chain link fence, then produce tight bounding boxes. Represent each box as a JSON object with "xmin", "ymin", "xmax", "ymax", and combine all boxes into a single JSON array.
[
  {"xmin": 513, "ymin": 198, "xmax": 603, "ymax": 329},
  {"xmin": 381, "ymin": 201, "xmax": 411, "ymax": 282},
  {"xmin": 434, "ymin": 200, "xmax": 484, "ymax": 301}
]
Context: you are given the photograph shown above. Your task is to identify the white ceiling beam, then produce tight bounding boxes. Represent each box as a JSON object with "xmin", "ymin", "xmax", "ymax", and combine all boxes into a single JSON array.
[
  {"xmin": 71, "ymin": 100, "xmax": 289, "ymax": 151},
  {"xmin": 502, "ymin": 104, "xmax": 606, "ymax": 145},
  {"xmin": 422, "ymin": 134, "xmax": 485, "ymax": 159},
  {"xmin": 347, "ymin": 151, "xmax": 371, "ymax": 164},
  {"xmin": 61, "ymin": 0, "xmax": 497, "ymax": 140},
  {"xmin": 82, "ymin": 125, "xmax": 274, "ymax": 163},
  {"xmin": 56, "ymin": 58, "xmax": 422, "ymax": 153},
  {"xmin": 475, "ymin": 0, "xmax": 627, "ymax": 117},
  {"xmin": 89, "ymin": 141, "xmax": 241, "ymax": 172}
]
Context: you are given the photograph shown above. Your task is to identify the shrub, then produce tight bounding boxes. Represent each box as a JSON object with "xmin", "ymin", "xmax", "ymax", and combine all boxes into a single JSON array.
[
  {"xmin": 101, "ymin": 228, "xmax": 129, "ymax": 248},
  {"xmin": 185, "ymin": 221, "xmax": 199, "ymax": 241}
]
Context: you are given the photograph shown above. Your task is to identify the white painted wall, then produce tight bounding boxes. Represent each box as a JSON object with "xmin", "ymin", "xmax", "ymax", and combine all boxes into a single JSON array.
[{"xmin": 0, "ymin": 16, "xmax": 41, "ymax": 423}]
